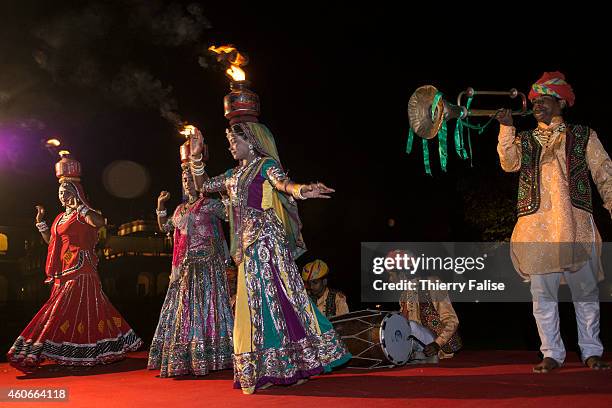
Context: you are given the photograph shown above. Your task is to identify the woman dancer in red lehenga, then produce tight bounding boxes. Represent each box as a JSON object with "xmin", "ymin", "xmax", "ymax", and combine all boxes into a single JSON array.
[{"xmin": 7, "ymin": 154, "xmax": 142, "ymax": 373}]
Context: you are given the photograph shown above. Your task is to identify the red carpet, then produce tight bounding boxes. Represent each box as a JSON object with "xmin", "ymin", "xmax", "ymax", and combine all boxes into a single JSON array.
[{"xmin": 1, "ymin": 351, "xmax": 611, "ymax": 407}]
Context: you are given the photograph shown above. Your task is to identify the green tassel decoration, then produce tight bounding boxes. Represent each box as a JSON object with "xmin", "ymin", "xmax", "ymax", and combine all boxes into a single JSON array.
[
  {"xmin": 454, "ymin": 119, "xmax": 468, "ymax": 160},
  {"xmin": 406, "ymin": 92, "xmax": 500, "ymax": 174},
  {"xmin": 438, "ymin": 120, "xmax": 448, "ymax": 172},
  {"xmin": 422, "ymin": 138, "xmax": 432, "ymax": 176},
  {"xmin": 406, "ymin": 127, "xmax": 414, "ymax": 154}
]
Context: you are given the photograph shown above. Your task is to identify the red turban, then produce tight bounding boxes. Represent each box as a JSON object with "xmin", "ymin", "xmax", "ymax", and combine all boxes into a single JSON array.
[{"xmin": 528, "ymin": 71, "xmax": 575, "ymax": 107}]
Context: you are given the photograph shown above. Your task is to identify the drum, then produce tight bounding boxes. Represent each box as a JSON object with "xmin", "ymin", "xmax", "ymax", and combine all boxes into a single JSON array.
[{"xmin": 330, "ymin": 309, "xmax": 414, "ymax": 369}]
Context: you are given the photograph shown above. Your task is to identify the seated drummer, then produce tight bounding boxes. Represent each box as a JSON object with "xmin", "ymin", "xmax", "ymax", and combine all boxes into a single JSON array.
[
  {"xmin": 386, "ymin": 249, "xmax": 462, "ymax": 361},
  {"xmin": 302, "ymin": 259, "xmax": 349, "ymax": 318}
]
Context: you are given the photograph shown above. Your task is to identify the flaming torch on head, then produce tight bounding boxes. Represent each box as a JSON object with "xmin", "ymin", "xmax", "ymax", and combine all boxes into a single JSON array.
[
  {"xmin": 208, "ymin": 44, "xmax": 260, "ymax": 124},
  {"xmin": 41, "ymin": 138, "xmax": 84, "ymax": 184}
]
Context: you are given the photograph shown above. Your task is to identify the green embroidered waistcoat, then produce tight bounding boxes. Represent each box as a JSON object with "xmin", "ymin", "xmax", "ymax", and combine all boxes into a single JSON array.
[{"xmin": 516, "ymin": 124, "xmax": 592, "ymax": 217}]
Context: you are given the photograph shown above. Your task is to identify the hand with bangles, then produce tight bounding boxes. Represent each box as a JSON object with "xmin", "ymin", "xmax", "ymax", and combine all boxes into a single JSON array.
[
  {"xmin": 299, "ymin": 182, "xmax": 335, "ymax": 199},
  {"xmin": 189, "ymin": 127, "xmax": 207, "ymax": 162}
]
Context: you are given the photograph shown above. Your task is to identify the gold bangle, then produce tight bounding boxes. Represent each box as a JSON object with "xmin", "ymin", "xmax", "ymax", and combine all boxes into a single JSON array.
[{"xmin": 292, "ymin": 184, "xmax": 306, "ymax": 200}]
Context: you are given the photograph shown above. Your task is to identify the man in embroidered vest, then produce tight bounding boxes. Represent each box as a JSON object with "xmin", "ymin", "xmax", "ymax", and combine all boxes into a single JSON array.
[
  {"xmin": 496, "ymin": 71, "xmax": 611, "ymax": 373},
  {"xmin": 302, "ymin": 259, "xmax": 349, "ymax": 318},
  {"xmin": 386, "ymin": 250, "xmax": 462, "ymax": 361}
]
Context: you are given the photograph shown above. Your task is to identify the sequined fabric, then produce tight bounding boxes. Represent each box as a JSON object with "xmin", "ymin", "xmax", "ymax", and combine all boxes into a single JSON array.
[
  {"xmin": 7, "ymin": 212, "xmax": 142, "ymax": 372},
  {"xmin": 265, "ymin": 165, "xmax": 289, "ymax": 190},
  {"xmin": 201, "ymin": 173, "xmax": 229, "ymax": 193},
  {"xmin": 233, "ymin": 330, "xmax": 349, "ymax": 389},
  {"xmin": 201, "ymin": 157, "xmax": 306, "ymax": 263},
  {"xmin": 497, "ymin": 119, "xmax": 612, "ymax": 277},
  {"xmin": 168, "ymin": 198, "xmax": 229, "ymax": 283},
  {"xmin": 417, "ymin": 289, "xmax": 462, "ymax": 354},
  {"xmin": 515, "ymin": 123, "xmax": 592, "ymax": 216},
  {"xmin": 202, "ymin": 156, "xmax": 350, "ymax": 389},
  {"xmin": 399, "ymin": 278, "xmax": 460, "ymax": 357},
  {"xmin": 232, "ymin": 207, "xmax": 350, "ymax": 389},
  {"xmin": 147, "ymin": 197, "xmax": 233, "ymax": 377},
  {"xmin": 225, "ymin": 158, "xmax": 262, "ymax": 265}
]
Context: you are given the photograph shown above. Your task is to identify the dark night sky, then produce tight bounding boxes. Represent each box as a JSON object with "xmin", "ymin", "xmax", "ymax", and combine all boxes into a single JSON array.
[{"xmin": 2, "ymin": 1, "xmax": 612, "ymax": 299}]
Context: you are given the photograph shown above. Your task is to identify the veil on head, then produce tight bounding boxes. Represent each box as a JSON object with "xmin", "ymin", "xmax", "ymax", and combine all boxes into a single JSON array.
[
  {"xmin": 59, "ymin": 180, "xmax": 93, "ymax": 209},
  {"xmin": 231, "ymin": 122, "xmax": 282, "ymax": 167}
]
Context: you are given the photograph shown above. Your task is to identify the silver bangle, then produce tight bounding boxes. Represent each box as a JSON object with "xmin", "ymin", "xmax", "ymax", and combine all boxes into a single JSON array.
[
  {"xmin": 191, "ymin": 153, "xmax": 203, "ymax": 162},
  {"xmin": 36, "ymin": 221, "xmax": 49, "ymax": 232},
  {"xmin": 156, "ymin": 208, "xmax": 167, "ymax": 217},
  {"xmin": 191, "ymin": 166, "xmax": 206, "ymax": 176}
]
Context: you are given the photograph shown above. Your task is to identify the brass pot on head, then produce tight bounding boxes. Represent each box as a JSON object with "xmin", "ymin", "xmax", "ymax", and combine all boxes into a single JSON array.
[
  {"xmin": 408, "ymin": 85, "xmax": 529, "ymax": 139},
  {"xmin": 224, "ymin": 80, "xmax": 260, "ymax": 125}
]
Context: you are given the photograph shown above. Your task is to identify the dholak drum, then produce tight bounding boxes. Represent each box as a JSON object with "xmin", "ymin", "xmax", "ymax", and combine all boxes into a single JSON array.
[{"xmin": 330, "ymin": 310, "xmax": 413, "ymax": 369}]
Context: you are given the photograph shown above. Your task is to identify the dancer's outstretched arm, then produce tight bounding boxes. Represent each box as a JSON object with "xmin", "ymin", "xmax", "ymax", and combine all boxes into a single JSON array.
[{"xmin": 263, "ymin": 159, "xmax": 335, "ymax": 200}]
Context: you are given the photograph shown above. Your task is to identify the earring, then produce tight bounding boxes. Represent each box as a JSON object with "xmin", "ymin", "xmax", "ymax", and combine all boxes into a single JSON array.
[{"xmin": 248, "ymin": 144, "xmax": 254, "ymax": 156}]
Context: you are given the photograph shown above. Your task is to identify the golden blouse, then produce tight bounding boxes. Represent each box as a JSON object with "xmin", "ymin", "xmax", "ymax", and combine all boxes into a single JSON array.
[{"xmin": 497, "ymin": 117, "xmax": 612, "ymax": 278}]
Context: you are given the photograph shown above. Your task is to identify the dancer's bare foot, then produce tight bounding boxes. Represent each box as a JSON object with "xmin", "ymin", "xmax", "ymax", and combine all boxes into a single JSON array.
[
  {"xmin": 242, "ymin": 386, "xmax": 255, "ymax": 395},
  {"xmin": 291, "ymin": 378, "xmax": 308, "ymax": 387},
  {"xmin": 533, "ymin": 357, "xmax": 559, "ymax": 373},
  {"xmin": 585, "ymin": 356, "xmax": 611, "ymax": 370}
]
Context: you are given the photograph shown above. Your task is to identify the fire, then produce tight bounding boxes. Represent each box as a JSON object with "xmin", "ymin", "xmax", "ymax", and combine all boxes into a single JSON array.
[
  {"xmin": 208, "ymin": 45, "xmax": 234, "ymax": 53},
  {"xmin": 179, "ymin": 125, "xmax": 196, "ymax": 138},
  {"xmin": 208, "ymin": 45, "xmax": 246, "ymax": 64},
  {"xmin": 226, "ymin": 65, "xmax": 245, "ymax": 82},
  {"xmin": 46, "ymin": 138, "xmax": 61, "ymax": 147},
  {"xmin": 208, "ymin": 44, "xmax": 248, "ymax": 81}
]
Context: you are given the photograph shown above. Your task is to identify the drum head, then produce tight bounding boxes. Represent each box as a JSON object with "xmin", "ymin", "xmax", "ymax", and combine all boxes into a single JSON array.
[{"xmin": 380, "ymin": 313, "xmax": 412, "ymax": 365}]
